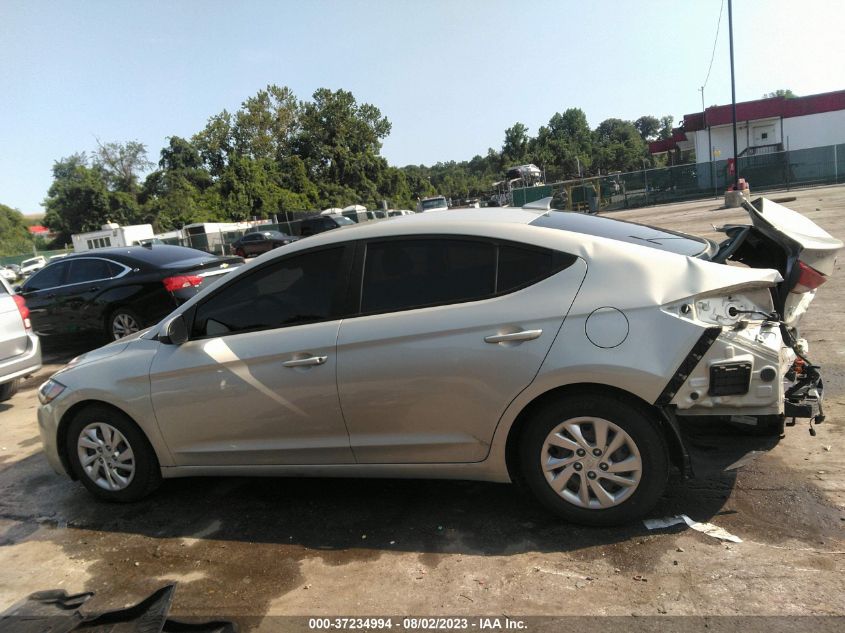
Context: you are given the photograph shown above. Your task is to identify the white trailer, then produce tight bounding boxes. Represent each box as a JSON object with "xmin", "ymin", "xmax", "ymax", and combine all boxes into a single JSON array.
[{"xmin": 71, "ymin": 224, "xmax": 155, "ymax": 253}]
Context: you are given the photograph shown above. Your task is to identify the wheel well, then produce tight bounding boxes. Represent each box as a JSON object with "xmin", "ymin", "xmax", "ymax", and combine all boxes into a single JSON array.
[
  {"xmin": 56, "ymin": 400, "xmax": 148, "ymax": 480},
  {"xmin": 504, "ymin": 383, "xmax": 686, "ymax": 484}
]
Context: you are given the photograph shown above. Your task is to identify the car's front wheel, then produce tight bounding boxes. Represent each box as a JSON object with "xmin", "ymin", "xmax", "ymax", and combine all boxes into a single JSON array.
[
  {"xmin": 519, "ymin": 393, "xmax": 669, "ymax": 526},
  {"xmin": 66, "ymin": 404, "xmax": 161, "ymax": 502}
]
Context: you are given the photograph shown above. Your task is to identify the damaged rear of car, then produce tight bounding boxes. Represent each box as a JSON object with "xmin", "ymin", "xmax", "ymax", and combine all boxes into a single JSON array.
[
  {"xmin": 664, "ymin": 198, "xmax": 841, "ymax": 436},
  {"xmin": 509, "ymin": 197, "xmax": 841, "ymax": 524}
]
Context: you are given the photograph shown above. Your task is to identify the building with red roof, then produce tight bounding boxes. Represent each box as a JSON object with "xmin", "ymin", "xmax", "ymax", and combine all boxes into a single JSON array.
[{"xmin": 649, "ymin": 89, "xmax": 845, "ymax": 164}]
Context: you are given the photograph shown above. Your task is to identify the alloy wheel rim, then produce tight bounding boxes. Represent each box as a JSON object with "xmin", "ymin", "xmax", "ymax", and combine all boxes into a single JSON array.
[
  {"xmin": 112, "ymin": 313, "xmax": 140, "ymax": 339},
  {"xmin": 77, "ymin": 423, "xmax": 136, "ymax": 491},
  {"xmin": 541, "ymin": 416, "xmax": 642, "ymax": 509}
]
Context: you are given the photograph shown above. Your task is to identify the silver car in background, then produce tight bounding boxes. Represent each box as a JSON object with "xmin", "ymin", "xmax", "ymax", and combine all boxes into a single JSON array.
[
  {"xmin": 36, "ymin": 198, "xmax": 841, "ymax": 525},
  {"xmin": 0, "ymin": 278, "xmax": 41, "ymax": 401}
]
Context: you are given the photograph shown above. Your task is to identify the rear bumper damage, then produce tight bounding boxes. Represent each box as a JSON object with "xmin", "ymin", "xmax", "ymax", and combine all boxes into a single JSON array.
[{"xmin": 657, "ymin": 320, "xmax": 827, "ymax": 477}]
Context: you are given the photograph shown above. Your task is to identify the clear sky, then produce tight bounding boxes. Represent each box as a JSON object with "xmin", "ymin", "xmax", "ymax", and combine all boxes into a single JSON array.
[{"xmin": 2, "ymin": 0, "xmax": 844, "ymax": 214}]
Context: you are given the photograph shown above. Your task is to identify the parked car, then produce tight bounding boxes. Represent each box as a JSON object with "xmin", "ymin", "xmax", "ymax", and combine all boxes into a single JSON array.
[
  {"xmin": 17, "ymin": 245, "xmax": 243, "ymax": 341},
  {"xmin": 49, "ymin": 253, "xmax": 69, "ymax": 262},
  {"xmin": 417, "ymin": 195, "xmax": 448, "ymax": 212},
  {"xmin": 19, "ymin": 256, "xmax": 47, "ymax": 277},
  {"xmin": 37, "ymin": 197, "xmax": 840, "ymax": 525},
  {"xmin": 231, "ymin": 230, "xmax": 299, "ymax": 257},
  {"xmin": 0, "ymin": 266, "xmax": 17, "ymax": 282},
  {"xmin": 0, "ymin": 277, "xmax": 41, "ymax": 401},
  {"xmin": 298, "ymin": 214, "xmax": 355, "ymax": 237}
]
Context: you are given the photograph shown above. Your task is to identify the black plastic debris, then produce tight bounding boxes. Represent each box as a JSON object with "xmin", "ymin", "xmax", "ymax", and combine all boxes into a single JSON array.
[{"xmin": 0, "ymin": 584, "xmax": 235, "ymax": 633}]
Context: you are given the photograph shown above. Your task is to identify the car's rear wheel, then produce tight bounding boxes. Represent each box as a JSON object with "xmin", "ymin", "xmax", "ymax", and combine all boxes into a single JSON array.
[
  {"xmin": 0, "ymin": 379, "xmax": 19, "ymax": 402},
  {"xmin": 108, "ymin": 308, "xmax": 143, "ymax": 341},
  {"xmin": 66, "ymin": 404, "xmax": 161, "ymax": 502},
  {"xmin": 519, "ymin": 393, "xmax": 669, "ymax": 526}
]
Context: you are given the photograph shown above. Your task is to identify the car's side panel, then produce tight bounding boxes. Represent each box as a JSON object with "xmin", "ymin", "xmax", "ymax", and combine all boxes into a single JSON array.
[{"xmin": 335, "ymin": 260, "xmax": 587, "ymax": 463}]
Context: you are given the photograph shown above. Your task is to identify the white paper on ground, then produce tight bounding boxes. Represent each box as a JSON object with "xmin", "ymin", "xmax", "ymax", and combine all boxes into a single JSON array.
[{"xmin": 643, "ymin": 514, "xmax": 743, "ymax": 543}]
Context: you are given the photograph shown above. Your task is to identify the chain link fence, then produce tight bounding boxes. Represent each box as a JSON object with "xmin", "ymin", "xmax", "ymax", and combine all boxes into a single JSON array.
[{"xmin": 522, "ymin": 142, "xmax": 845, "ymax": 213}]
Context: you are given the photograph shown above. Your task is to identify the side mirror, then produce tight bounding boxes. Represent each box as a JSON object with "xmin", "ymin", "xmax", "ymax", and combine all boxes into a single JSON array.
[
  {"xmin": 12, "ymin": 286, "xmax": 21, "ymax": 293},
  {"xmin": 160, "ymin": 313, "xmax": 188, "ymax": 345}
]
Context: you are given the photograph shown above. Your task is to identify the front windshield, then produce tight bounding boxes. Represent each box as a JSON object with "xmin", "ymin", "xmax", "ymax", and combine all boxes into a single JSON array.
[{"xmin": 22, "ymin": 258, "xmax": 42, "ymax": 267}]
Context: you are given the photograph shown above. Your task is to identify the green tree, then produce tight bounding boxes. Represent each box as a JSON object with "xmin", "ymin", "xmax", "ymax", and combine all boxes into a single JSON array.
[
  {"xmin": 296, "ymin": 88, "xmax": 392, "ymax": 201},
  {"xmin": 43, "ymin": 154, "xmax": 115, "ymax": 236},
  {"xmin": 94, "ymin": 140, "xmax": 153, "ymax": 193},
  {"xmin": 658, "ymin": 115, "xmax": 675, "ymax": 140},
  {"xmin": 535, "ymin": 108, "xmax": 592, "ymax": 180},
  {"xmin": 763, "ymin": 89, "xmax": 797, "ymax": 99},
  {"xmin": 0, "ymin": 204, "xmax": 34, "ymax": 257},
  {"xmin": 501, "ymin": 122, "xmax": 530, "ymax": 165},
  {"xmin": 634, "ymin": 115, "xmax": 661, "ymax": 141},
  {"xmin": 592, "ymin": 119, "xmax": 649, "ymax": 173},
  {"xmin": 232, "ymin": 85, "xmax": 300, "ymax": 161}
]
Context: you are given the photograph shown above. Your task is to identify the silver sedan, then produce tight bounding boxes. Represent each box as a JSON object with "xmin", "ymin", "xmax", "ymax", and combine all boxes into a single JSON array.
[{"xmin": 37, "ymin": 198, "xmax": 840, "ymax": 525}]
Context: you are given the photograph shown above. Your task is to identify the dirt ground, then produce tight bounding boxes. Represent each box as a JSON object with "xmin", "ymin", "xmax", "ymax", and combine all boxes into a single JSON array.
[{"xmin": 1, "ymin": 185, "xmax": 844, "ymax": 630}]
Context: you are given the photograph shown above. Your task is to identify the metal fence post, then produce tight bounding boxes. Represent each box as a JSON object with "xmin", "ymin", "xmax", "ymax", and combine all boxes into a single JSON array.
[{"xmin": 786, "ymin": 149, "xmax": 791, "ymax": 191}]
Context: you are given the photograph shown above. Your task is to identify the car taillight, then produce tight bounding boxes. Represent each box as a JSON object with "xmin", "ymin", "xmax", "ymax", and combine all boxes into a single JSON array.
[
  {"xmin": 162, "ymin": 275, "xmax": 203, "ymax": 292},
  {"xmin": 12, "ymin": 294, "xmax": 31, "ymax": 330},
  {"xmin": 791, "ymin": 261, "xmax": 827, "ymax": 294}
]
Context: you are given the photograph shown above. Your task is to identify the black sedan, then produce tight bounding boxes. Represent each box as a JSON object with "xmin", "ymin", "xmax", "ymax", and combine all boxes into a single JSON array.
[
  {"xmin": 16, "ymin": 245, "xmax": 243, "ymax": 341},
  {"xmin": 230, "ymin": 230, "xmax": 298, "ymax": 257}
]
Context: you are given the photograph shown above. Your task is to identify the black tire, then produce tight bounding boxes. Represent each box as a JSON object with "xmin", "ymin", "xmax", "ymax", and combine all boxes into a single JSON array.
[
  {"xmin": 65, "ymin": 404, "xmax": 161, "ymax": 502},
  {"xmin": 518, "ymin": 393, "xmax": 669, "ymax": 526},
  {"xmin": 0, "ymin": 379, "xmax": 19, "ymax": 402},
  {"xmin": 107, "ymin": 307, "xmax": 144, "ymax": 341}
]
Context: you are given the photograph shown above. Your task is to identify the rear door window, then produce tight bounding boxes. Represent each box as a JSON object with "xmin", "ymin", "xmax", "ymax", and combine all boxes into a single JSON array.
[
  {"xmin": 360, "ymin": 238, "xmax": 577, "ymax": 315},
  {"xmin": 66, "ymin": 259, "xmax": 116, "ymax": 284},
  {"xmin": 361, "ymin": 239, "xmax": 496, "ymax": 313}
]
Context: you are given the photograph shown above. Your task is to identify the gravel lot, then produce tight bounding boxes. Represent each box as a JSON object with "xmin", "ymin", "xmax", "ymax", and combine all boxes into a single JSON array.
[{"xmin": 1, "ymin": 185, "xmax": 844, "ymax": 629}]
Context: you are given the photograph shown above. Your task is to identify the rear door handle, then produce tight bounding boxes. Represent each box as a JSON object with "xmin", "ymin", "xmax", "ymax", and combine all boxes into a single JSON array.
[
  {"xmin": 484, "ymin": 329, "xmax": 543, "ymax": 344},
  {"xmin": 283, "ymin": 355, "xmax": 328, "ymax": 368}
]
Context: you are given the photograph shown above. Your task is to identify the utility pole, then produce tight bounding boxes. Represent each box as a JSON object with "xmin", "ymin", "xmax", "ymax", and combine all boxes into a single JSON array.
[{"xmin": 728, "ymin": 0, "xmax": 739, "ymax": 190}]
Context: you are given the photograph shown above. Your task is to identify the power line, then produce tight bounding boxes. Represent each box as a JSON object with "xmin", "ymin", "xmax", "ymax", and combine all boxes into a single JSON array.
[{"xmin": 702, "ymin": 0, "xmax": 725, "ymax": 90}]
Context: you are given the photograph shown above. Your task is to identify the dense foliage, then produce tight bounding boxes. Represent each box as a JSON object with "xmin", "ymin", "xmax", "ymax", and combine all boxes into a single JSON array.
[
  {"xmin": 0, "ymin": 204, "xmax": 34, "ymax": 257},
  {"xmin": 40, "ymin": 84, "xmax": 675, "ymax": 239}
]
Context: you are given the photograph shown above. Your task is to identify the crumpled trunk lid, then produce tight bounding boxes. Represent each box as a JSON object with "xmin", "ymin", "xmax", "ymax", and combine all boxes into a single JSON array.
[{"xmin": 715, "ymin": 197, "xmax": 842, "ymax": 326}]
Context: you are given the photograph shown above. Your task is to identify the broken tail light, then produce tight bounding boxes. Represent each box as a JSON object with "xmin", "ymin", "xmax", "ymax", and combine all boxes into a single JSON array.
[{"xmin": 791, "ymin": 261, "xmax": 827, "ymax": 294}]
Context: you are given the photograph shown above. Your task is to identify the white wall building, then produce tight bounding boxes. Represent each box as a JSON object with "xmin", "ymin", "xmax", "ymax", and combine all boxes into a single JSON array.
[
  {"xmin": 650, "ymin": 90, "xmax": 845, "ymax": 163},
  {"xmin": 71, "ymin": 223, "xmax": 155, "ymax": 253}
]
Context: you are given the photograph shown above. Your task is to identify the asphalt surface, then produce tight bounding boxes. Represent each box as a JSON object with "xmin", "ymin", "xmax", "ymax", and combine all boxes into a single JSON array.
[{"xmin": 1, "ymin": 186, "xmax": 844, "ymax": 630}]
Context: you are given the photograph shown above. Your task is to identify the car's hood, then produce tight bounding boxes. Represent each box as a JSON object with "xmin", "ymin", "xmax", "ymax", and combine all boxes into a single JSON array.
[{"xmin": 53, "ymin": 328, "xmax": 153, "ymax": 377}]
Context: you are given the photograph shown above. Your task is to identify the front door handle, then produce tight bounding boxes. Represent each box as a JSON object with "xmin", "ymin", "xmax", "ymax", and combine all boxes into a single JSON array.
[
  {"xmin": 484, "ymin": 329, "xmax": 543, "ymax": 344},
  {"xmin": 283, "ymin": 355, "xmax": 328, "ymax": 368}
]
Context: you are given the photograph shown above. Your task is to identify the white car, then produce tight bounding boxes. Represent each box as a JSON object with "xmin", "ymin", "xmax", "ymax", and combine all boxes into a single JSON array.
[
  {"xmin": 0, "ymin": 277, "xmax": 41, "ymax": 401},
  {"xmin": 0, "ymin": 267, "xmax": 16, "ymax": 282},
  {"xmin": 36, "ymin": 197, "xmax": 840, "ymax": 525},
  {"xmin": 19, "ymin": 256, "xmax": 47, "ymax": 277}
]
